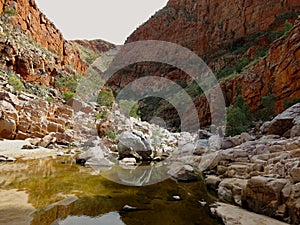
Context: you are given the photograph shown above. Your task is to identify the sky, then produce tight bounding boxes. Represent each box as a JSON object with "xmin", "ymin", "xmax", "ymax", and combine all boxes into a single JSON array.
[{"xmin": 35, "ymin": 0, "xmax": 168, "ymax": 44}]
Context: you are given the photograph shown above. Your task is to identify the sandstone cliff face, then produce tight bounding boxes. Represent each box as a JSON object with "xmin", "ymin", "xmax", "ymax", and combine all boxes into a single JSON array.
[
  {"xmin": 109, "ymin": 0, "xmax": 300, "ymax": 128},
  {"xmin": 195, "ymin": 18, "xmax": 300, "ymax": 126},
  {"xmin": 73, "ymin": 39, "xmax": 116, "ymax": 64},
  {"xmin": 127, "ymin": 0, "xmax": 300, "ymax": 61},
  {"xmin": 0, "ymin": 0, "xmax": 87, "ymax": 84},
  {"xmin": 224, "ymin": 18, "xmax": 300, "ymax": 112}
]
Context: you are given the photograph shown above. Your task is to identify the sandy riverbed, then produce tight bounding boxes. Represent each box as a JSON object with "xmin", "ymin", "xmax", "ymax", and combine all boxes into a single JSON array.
[{"xmin": 0, "ymin": 140, "xmax": 57, "ymax": 160}]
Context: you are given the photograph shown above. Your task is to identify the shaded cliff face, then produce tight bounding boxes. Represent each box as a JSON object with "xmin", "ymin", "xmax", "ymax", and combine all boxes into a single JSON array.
[
  {"xmin": 107, "ymin": 0, "xmax": 300, "ymax": 129},
  {"xmin": 72, "ymin": 39, "xmax": 116, "ymax": 64},
  {"xmin": 0, "ymin": 0, "xmax": 87, "ymax": 84}
]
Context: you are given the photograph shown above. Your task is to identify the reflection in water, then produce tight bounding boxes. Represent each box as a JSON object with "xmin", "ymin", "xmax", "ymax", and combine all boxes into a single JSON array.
[
  {"xmin": 55, "ymin": 212, "xmax": 125, "ymax": 225},
  {"xmin": 0, "ymin": 157, "xmax": 221, "ymax": 225}
]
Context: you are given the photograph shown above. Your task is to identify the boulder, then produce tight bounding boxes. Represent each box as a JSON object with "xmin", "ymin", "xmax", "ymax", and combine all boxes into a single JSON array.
[
  {"xmin": 0, "ymin": 100, "xmax": 18, "ymax": 139},
  {"xmin": 168, "ymin": 164, "xmax": 198, "ymax": 182},
  {"xmin": 220, "ymin": 138, "xmax": 235, "ymax": 149},
  {"xmin": 198, "ymin": 151, "xmax": 222, "ymax": 172},
  {"xmin": 211, "ymin": 202, "xmax": 289, "ymax": 225},
  {"xmin": 205, "ymin": 175, "xmax": 221, "ymax": 191},
  {"xmin": 76, "ymin": 146, "xmax": 114, "ymax": 167},
  {"xmin": 283, "ymin": 183, "xmax": 300, "ymax": 223},
  {"xmin": 0, "ymin": 118, "xmax": 16, "ymax": 139},
  {"xmin": 0, "ymin": 100, "xmax": 18, "ymax": 121},
  {"xmin": 39, "ymin": 133, "xmax": 57, "ymax": 148},
  {"xmin": 83, "ymin": 136, "xmax": 102, "ymax": 147},
  {"xmin": 260, "ymin": 121, "xmax": 271, "ymax": 134},
  {"xmin": 291, "ymin": 125, "xmax": 300, "ymax": 137},
  {"xmin": 218, "ymin": 178, "xmax": 248, "ymax": 206},
  {"xmin": 118, "ymin": 130, "xmax": 153, "ymax": 160},
  {"xmin": 208, "ymin": 135, "xmax": 221, "ymax": 149},
  {"xmin": 264, "ymin": 103, "xmax": 300, "ymax": 136},
  {"xmin": 290, "ymin": 167, "xmax": 300, "ymax": 182},
  {"xmin": 242, "ymin": 176, "xmax": 289, "ymax": 218},
  {"xmin": 67, "ymin": 98, "xmax": 94, "ymax": 114},
  {"xmin": 240, "ymin": 132, "xmax": 255, "ymax": 142}
]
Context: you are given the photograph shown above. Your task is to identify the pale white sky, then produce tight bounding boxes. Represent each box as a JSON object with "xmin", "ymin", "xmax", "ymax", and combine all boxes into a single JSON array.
[{"xmin": 35, "ymin": 0, "xmax": 168, "ymax": 44}]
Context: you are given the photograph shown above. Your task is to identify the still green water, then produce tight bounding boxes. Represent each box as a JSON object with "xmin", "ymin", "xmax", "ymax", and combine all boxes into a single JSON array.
[{"xmin": 0, "ymin": 157, "xmax": 221, "ymax": 225}]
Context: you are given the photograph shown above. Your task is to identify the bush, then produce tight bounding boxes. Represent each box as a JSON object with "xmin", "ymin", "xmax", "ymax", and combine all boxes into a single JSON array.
[
  {"xmin": 255, "ymin": 94, "xmax": 276, "ymax": 121},
  {"xmin": 63, "ymin": 91, "xmax": 75, "ymax": 102},
  {"xmin": 8, "ymin": 74, "xmax": 24, "ymax": 93},
  {"xmin": 283, "ymin": 98, "xmax": 300, "ymax": 109},
  {"xmin": 104, "ymin": 130, "xmax": 116, "ymax": 140},
  {"xmin": 235, "ymin": 95, "xmax": 250, "ymax": 113},
  {"xmin": 226, "ymin": 106, "xmax": 249, "ymax": 136},
  {"xmin": 268, "ymin": 20, "xmax": 293, "ymax": 42},
  {"xmin": 256, "ymin": 46, "xmax": 268, "ymax": 58},
  {"xmin": 261, "ymin": 94, "xmax": 275, "ymax": 112},
  {"xmin": 45, "ymin": 96, "xmax": 53, "ymax": 103},
  {"xmin": 95, "ymin": 110, "xmax": 108, "ymax": 120},
  {"xmin": 226, "ymin": 95, "xmax": 251, "ymax": 136},
  {"xmin": 4, "ymin": 7, "xmax": 16, "ymax": 16},
  {"xmin": 55, "ymin": 74, "xmax": 81, "ymax": 92},
  {"xmin": 119, "ymin": 100, "xmax": 140, "ymax": 118},
  {"xmin": 216, "ymin": 58, "xmax": 252, "ymax": 79},
  {"xmin": 97, "ymin": 89, "xmax": 114, "ymax": 107}
]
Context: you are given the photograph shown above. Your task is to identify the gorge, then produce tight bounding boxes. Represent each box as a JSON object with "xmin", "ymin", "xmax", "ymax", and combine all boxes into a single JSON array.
[{"xmin": 0, "ymin": 0, "xmax": 299, "ymax": 225}]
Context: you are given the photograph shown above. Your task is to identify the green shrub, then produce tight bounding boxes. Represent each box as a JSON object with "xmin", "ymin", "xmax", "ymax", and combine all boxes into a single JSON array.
[
  {"xmin": 8, "ymin": 74, "xmax": 24, "ymax": 93},
  {"xmin": 95, "ymin": 110, "xmax": 108, "ymax": 120},
  {"xmin": 268, "ymin": 20, "xmax": 293, "ymax": 42},
  {"xmin": 185, "ymin": 81, "xmax": 203, "ymax": 98},
  {"xmin": 256, "ymin": 46, "xmax": 268, "ymax": 58},
  {"xmin": 262, "ymin": 94, "xmax": 276, "ymax": 111},
  {"xmin": 55, "ymin": 74, "xmax": 81, "ymax": 92},
  {"xmin": 217, "ymin": 66, "xmax": 236, "ymax": 79},
  {"xmin": 119, "ymin": 100, "xmax": 140, "ymax": 118},
  {"xmin": 226, "ymin": 106, "xmax": 250, "ymax": 136},
  {"xmin": 104, "ymin": 130, "xmax": 116, "ymax": 140},
  {"xmin": 63, "ymin": 91, "xmax": 75, "ymax": 102},
  {"xmin": 226, "ymin": 95, "xmax": 251, "ymax": 136},
  {"xmin": 4, "ymin": 7, "xmax": 16, "ymax": 16},
  {"xmin": 235, "ymin": 95, "xmax": 250, "ymax": 114},
  {"xmin": 283, "ymin": 98, "xmax": 300, "ymax": 109},
  {"xmin": 97, "ymin": 89, "xmax": 114, "ymax": 107},
  {"xmin": 217, "ymin": 58, "xmax": 252, "ymax": 79},
  {"xmin": 255, "ymin": 94, "xmax": 276, "ymax": 121},
  {"xmin": 45, "ymin": 96, "xmax": 53, "ymax": 103},
  {"xmin": 235, "ymin": 58, "xmax": 252, "ymax": 73}
]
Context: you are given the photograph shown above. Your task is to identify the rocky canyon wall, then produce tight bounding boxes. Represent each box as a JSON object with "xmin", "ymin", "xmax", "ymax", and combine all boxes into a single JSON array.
[
  {"xmin": 0, "ymin": 0, "xmax": 87, "ymax": 84},
  {"xmin": 108, "ymin": 0, "xmax": 300, "ymax": 128}
]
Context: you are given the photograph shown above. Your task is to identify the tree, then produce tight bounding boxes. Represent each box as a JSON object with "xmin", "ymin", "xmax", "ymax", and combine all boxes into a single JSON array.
[{"xmin": 226, "ymin": 95, "xmax": 251, "ymax": 136}]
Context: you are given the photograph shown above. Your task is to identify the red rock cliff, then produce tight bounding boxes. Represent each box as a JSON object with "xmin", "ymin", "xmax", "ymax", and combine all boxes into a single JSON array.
[
  {"xmin": 194, "ymin": 18, "xmax": 300, "ymax": 126},
  {"xmin": 127, "ymin": 0, "xmax": 300, "ymax": 61},
  {"xmin": 225, "ymin": 18, "xmax": 300, "ymax": 112},
  {"xmin": 0, "ymin": 0, "xmax": 87, "ymax": 75},
  {"xmin": 108, "ymin": 0, "xmax": 300, "ymax": 128}
]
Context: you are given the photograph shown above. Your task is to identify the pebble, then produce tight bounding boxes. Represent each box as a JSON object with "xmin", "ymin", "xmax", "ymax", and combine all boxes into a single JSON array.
[
  {"xmin": 57, "ymin": 151, "xmax": 64, "ymax": 156},
  {"xmin": 172, "ymin": 195, "xmax": 181, "ymax": 200},
  {"xmin": 121, "ymin": 205, "xmax": 139, "ymax": 212},
  {"xmin": 199, "ymin": 200, "xmax": 207, "ymax": 206}
]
